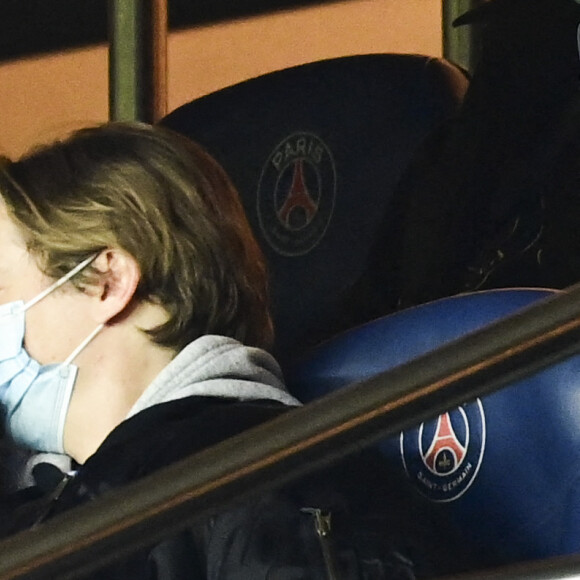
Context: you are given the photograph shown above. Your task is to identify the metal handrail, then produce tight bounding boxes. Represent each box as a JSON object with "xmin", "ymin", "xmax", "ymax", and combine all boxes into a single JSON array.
[
  {"xmin": 1, "ymin": 285, "xmax": 580, "ymax": 578},
  {"xmin": 438, "ymin": 553, "xmax": 580, "ymax": 580},
  {"xmin": 108, "ymin": 0, "xmax": 167, "ymax": 123},
  {"xmin": 442, "ymin": 0, "xmax": 484, "ymax": 73}
]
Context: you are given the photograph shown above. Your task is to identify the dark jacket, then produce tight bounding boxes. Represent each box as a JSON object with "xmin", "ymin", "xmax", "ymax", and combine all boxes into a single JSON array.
[
  {"xmin": 0, "ymin": 395, "xmax": 475, "ymax": 579},
  {"xmin": 346, "ymin": 0, "xmax": 580, "ymax": 319}
]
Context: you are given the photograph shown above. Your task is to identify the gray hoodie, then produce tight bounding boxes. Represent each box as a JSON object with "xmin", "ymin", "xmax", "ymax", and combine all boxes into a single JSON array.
[
  {"xmin": 18, "ymin": 336, "xmax": 300, "ymax": 487},
  {"xmin": 128, "ymin": 335, "xmax": 301, "ymax": 417}
]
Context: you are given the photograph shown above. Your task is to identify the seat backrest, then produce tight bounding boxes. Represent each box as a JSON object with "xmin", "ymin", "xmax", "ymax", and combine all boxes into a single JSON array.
[
  {"xmin": 287, "ymin": 288, "xmax": 580, "ymax": 568},
  {"xmin": 161, "ymin": 54, "xmax": 468, "ymax": 360}
]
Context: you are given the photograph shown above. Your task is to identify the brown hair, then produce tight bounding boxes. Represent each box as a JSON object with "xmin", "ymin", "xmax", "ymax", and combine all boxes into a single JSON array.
[{"xmin": 0, "ymin": 122, "xmax": 273, "ymax": 351}]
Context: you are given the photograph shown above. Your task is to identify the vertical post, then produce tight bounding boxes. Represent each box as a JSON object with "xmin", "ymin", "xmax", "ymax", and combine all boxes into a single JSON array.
[
  {"xmin": 108, "ymin": 0, "xmax": 168, "ymax": 123},
  {"xmin": 442, "ymin": 0, "xmax": 484, "ymax": 74}
]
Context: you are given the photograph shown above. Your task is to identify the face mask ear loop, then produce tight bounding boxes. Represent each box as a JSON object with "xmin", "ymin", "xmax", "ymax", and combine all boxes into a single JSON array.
[
  {"xmin": 62, "ymin": 323, "xmax": 105, "ymax": 367},
  {"xmin": 21, "ymin": 254, "xmax": 99, "ymax": 313}
]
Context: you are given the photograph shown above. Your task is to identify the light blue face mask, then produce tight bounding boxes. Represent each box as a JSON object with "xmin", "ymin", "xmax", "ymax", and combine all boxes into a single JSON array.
[{"xmin": 0, "ymin": 256, "xmax": 103, "ymax": 454}]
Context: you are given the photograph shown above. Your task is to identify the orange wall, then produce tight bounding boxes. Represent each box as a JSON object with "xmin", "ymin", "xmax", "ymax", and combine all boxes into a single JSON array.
[{"xmin": 0, "ymin": 0, "xmax": 441, "ymax": 158}]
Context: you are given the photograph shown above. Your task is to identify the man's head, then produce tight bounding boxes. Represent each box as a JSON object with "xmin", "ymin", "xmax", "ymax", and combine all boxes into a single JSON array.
[{"xmin": 0, "ymin": 122, "xmax": 273, "ymax": 352}]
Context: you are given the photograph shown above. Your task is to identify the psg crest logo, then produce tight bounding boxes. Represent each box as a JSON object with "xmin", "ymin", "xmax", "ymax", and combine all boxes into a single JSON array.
[
  {"xmin": 399, "ymin": 399, "xmax": 486, "ymax": 502},
  {"xmin": 257, "ymin": 132, "xmax": 336, "ymax": 256}
]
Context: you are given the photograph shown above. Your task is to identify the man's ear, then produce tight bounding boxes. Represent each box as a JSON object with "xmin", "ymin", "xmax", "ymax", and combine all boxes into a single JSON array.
[{"xmin": 89, "ymin": 249, "xmax": 141, "ymax": 324}]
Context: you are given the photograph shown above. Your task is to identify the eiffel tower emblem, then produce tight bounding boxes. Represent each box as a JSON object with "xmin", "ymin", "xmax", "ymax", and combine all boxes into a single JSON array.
[
  {"xmin": 423, "ymin": 412, "xmax": 467, "ymax": 475},
  {"xmin": 277, "ymin": 158, "xmax": 318, "ymax": 228}
]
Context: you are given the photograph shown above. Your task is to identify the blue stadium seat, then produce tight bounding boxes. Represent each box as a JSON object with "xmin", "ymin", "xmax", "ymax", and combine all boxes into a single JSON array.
[
  {"xmin": 287, "ymin": 288, "xmax": 580, "ymax": 567},
  {"xmin": 161, "ymin": 54, "xmax": 468, "ymax": 361}
]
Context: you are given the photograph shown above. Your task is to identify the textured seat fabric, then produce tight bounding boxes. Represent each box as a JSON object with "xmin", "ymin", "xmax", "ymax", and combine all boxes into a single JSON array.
[
  {"xmin": 287, "ymin": 288, "xmax": 580, "ymax": 567},
  {"xmin": 161, "ymin": 54, "xmax": 468, "ymax": 360}
]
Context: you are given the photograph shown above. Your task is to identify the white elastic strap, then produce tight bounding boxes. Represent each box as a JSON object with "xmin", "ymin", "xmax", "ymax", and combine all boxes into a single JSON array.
[
  {"xmin": 56, "ymin": 366, "xmax": 78, "ymax": 454},
  {"xmin": 63, "ymin": 323, "xmax": 105, "ymax": 366},
  {"xmin": 22, "ymin": 254, "xmax": 98, "ymax": 312}
]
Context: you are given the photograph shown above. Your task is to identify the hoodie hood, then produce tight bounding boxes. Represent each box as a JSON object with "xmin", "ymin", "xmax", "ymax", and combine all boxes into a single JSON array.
[{"xmin": 127, "ymin": 335, "xmax": 300, "ymax": 418}]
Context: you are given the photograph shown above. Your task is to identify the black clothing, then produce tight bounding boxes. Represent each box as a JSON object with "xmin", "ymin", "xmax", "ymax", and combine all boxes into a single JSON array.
[
  {"xmin": 348, "ymin": 0, "xmax": 580, "ymax": 317},
  {"xmin": 0, "ymin": 396, "xmax": 475, "ymax": 579}
]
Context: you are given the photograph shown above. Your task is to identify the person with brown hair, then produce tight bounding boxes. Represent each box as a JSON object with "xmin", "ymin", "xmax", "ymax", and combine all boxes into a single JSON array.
[
  {"xmin": 0, "ymin": 122, "xmax": 474, "ymax": 579},
  {"xmin": 0, "ymin": 121, "xmax": 293, "ymax": 465}
]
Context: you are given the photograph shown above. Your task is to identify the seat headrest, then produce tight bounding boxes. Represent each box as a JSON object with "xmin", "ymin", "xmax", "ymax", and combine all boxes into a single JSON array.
[{"xmin": 162, "ymin": 54, "xmax": 468, "ymax": 358}]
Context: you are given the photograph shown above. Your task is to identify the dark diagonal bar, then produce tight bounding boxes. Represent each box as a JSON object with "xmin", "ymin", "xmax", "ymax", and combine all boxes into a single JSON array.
[
  {"xmin": 437, "ymin": 552, "xmax": 580, "ymax": 580},
  {"xmin": 2, "ymin": 286, "xmax": 580, "ymax": 578}
]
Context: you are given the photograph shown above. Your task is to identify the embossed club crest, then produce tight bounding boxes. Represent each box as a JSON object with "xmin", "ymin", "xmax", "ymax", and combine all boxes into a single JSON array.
[
  {"xmin": 400, "ymin": 399, "xmax": 486, "ymax": 502},
  {"xmin": 257, "ymin": 132, "xmax": 336, "ymax": 256}
]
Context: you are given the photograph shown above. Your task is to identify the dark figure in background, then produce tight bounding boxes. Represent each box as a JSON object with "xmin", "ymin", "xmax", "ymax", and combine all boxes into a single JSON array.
[{"xmin": 365, "ymin": 0, "xmax": 580, "ymax": 313}]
